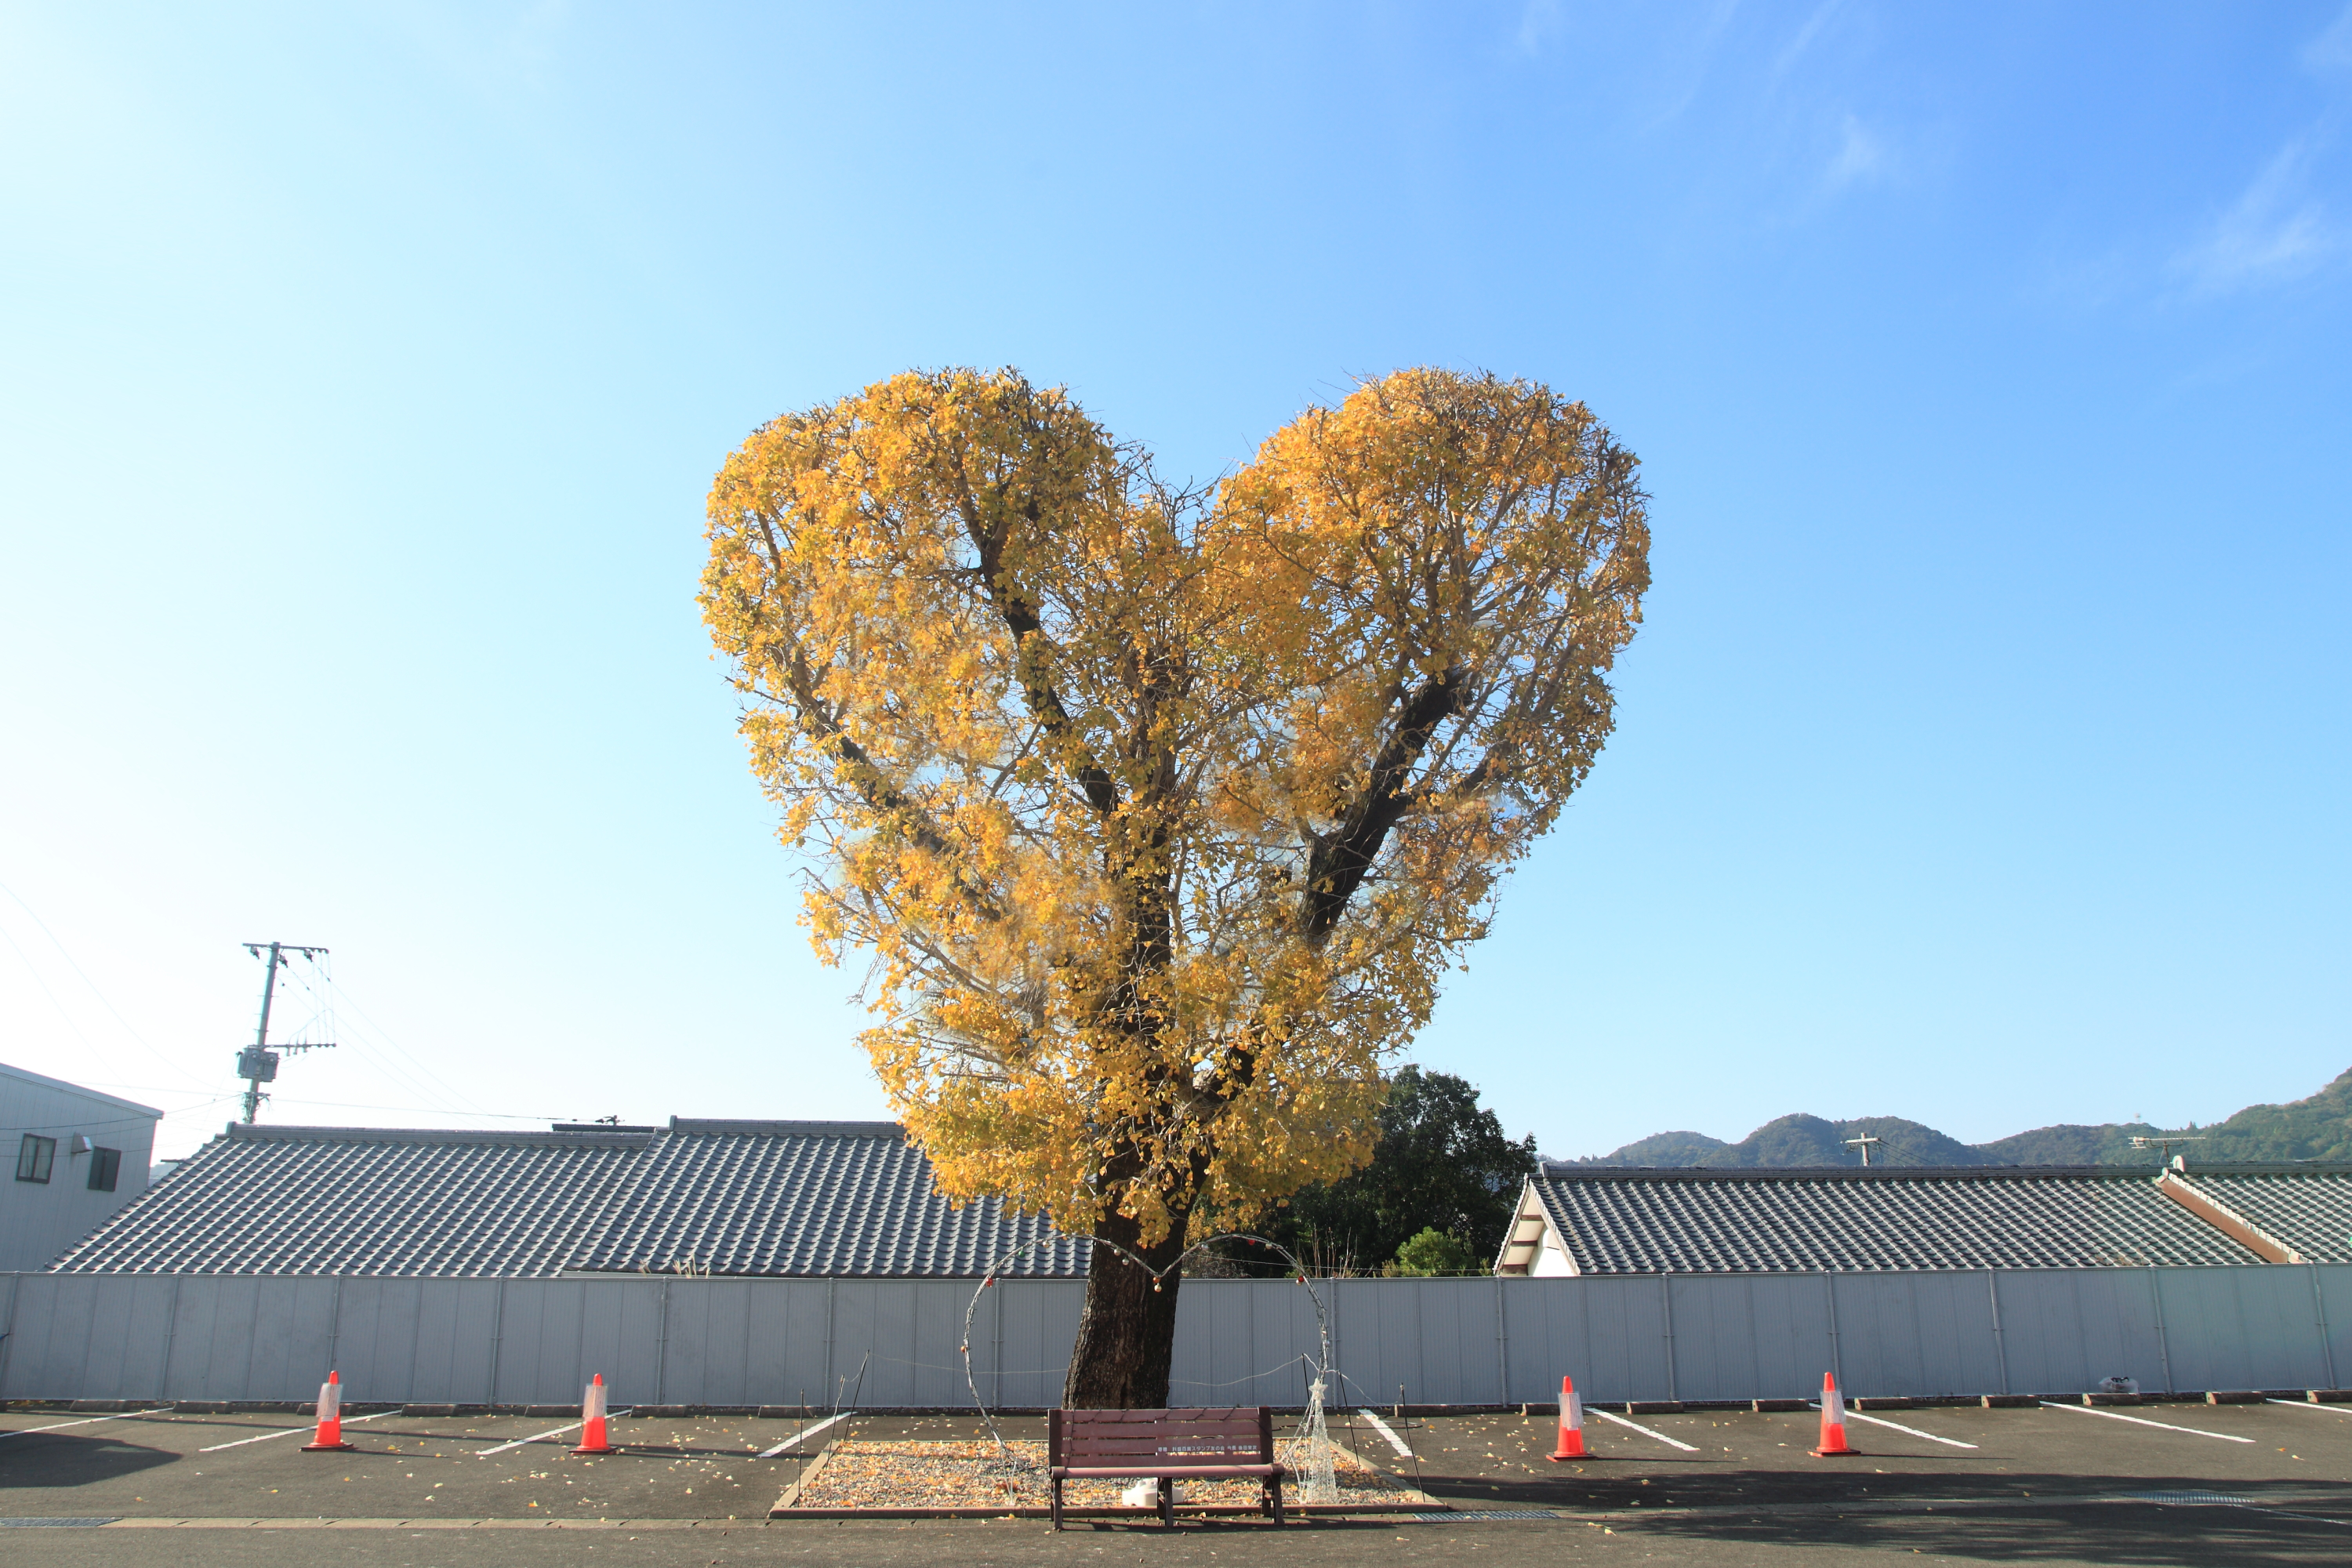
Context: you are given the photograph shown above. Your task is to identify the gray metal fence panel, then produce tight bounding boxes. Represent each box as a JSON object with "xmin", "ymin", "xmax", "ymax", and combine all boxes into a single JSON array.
[
  {"xmin": 2153, "ymin": 1265, "xmax": 2331, "ymax": 1394},
  {"xmin": 5, "ymin": 1265, "xmax": 2347, "ymax": 1407},
  {"xmin": 5, "ymin": 1276, "xmax": 106, "ymax": 1398},
  {"xmin": 1827, "ymin": 1272, "xmax": 2006, "ymax": 1399},
  {"xmin": 2316, "ymin": 1265, "xmax": 2352, "ymax": 1392},
  {"xmin": 1496, "ymin": 1273, "xmax": 1674, "ymax": 1404},
  {"xmin": 171, "ymin": 1276, "xmax": 339, "ymax": 1403},
  {"xmin": 1321, "ymin": 1278, "xmax": 1482, "ymax": 1409},
  {"xmin": 1322, "ymin": 1276, "xmax": 1417, "ymax": 1408},
  {"xmin": 1170, "ymin": 1278, "xmax": 1329, "ymax": 1406},
  {"xmin": 1587, "ymin": 1276, "xmax": 1675, "ymax": 1403},
  {"xmin": 1989, "ymin": 1267, "xmax": 2167, "ymax": 1396},
  {"xmin": 491, "ymin": 1280, "xmax": 583, "ymax": 1405},
  {"xmin": 1657, "ymin": 1273, "xmax": 1810, "ymax": 1403},
  {"xmin": 339, "ymin": 1277, "xmax": 501, "ymax": 1406},
  {"xmin": 982, "ymin": 1279, "xmax": 1080, "ymax": 1408}
]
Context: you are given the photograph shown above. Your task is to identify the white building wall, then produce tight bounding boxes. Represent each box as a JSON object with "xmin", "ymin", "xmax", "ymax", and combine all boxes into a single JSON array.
[
  {"xmin": 1529, "ymin": 1225, "xmax": 1579, "ymax": 1276},
  {"xmin": 0, "ymin": 1062, "xmax": 160, "ymax": 1272}
]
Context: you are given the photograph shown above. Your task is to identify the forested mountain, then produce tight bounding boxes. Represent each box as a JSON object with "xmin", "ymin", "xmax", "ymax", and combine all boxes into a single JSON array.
[{"xmin": 1574, "ymin": 1069, "xmax": 2352, "ymax": 1168}]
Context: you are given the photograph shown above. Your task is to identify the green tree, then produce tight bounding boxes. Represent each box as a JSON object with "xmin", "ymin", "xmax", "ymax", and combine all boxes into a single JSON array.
[
  {"xmin": 1245, "ymin": 1065, "xmax": 1538, "ymax": 1272},
  {"xmin": 1385, "ymin": 1226, "xmax": 1483, "ymax": 1276}
]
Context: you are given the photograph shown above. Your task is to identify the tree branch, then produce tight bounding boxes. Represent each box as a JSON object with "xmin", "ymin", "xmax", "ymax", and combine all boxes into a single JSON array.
[
  {"xmin": 953, "ymin": 486, "xmax": 1121, "ymax": 818},
  {"xmin": 1296, "ymin": 665, "xmax": 1471, "ymax": 943}
]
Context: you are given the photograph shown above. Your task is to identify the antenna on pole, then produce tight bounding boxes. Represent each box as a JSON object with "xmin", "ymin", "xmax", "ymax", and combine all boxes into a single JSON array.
[
  {"xmin": 2130, "ymin": 1134, "xmax": 2206, "ymax": 1168},
  {"xmin": 238, "ymin": 942, "xmax": 336, "ymax": 1123},
  {"xmin": 1843, "ymin": 1134, "xmax": 1883, "ymax": 1167}
]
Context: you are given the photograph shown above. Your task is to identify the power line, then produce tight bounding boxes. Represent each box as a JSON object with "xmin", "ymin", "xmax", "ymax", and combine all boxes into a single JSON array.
[
  {"xmin": 263, "ymin": 946, "xmax": 491, "ymax": 1123},
  {"xmin": 273, "ymin": 956, "xmax": 488, "ymax": 1120},
  {"xmin": 74, "ymin": 1079, "xmax": 578, "ymax": 1125},
  {"xmin": 312, "ymin": 964, "xmax": 492, "ymax": 1117},
  {"xmin": 0, "ymin": 879, "xmax": 210, "ymax": 1090},
  {"xmin": 261, "ymin": 1096, "xmax": 579, "ymax": 1122},
  {"xmin": 0, "ymin": 1102, "xmax": 237, "ymax": 1134}
]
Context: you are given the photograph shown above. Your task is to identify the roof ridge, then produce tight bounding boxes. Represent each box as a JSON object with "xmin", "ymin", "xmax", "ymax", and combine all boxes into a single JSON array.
[
  {"xmin": 1537, "ymin": 1163, "xmax": 2165, "ymax": 1181},
  {"xmin": 223, "ymin": 1123, "xmax": 655, "ymax": 1148},
  {"xmin": 665, "ymin": 1118, "xmax": 904, "ymax": 1138}
]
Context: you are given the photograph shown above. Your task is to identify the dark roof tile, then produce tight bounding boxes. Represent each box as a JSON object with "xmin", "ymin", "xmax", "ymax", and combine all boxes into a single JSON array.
[
  {"xmin": 51, "ymin": 1121, "xmax": 1087, "ymax": 1278},
  {"xmin": 1522, "ymin": 1166, "xmax": 2267, "ymax": 1272}
]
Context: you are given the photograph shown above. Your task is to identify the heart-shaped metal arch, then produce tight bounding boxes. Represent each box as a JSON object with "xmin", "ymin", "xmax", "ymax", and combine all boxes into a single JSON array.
[{"xmin": 958, "ymin": 1229, "xmax": 1335, "ymax": 1465}]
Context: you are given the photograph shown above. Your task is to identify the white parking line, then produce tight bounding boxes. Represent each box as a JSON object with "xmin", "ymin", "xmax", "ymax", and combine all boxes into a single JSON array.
[
  {"xmin": 1589, "ymin": 1407, "xmax": 1699, "ymax": 1452},
  {"xmin": 474, "ymin": 1408, "xmax": 633, "ymax": 1457},
  {"xmin": 198, "ymin": 1409, "xmax": 401, "ymax": 1452},
  {"xmin": 0, "ymin": 1406, "xmax": 172, "ymax": 1440},
  {"xmin": 757, "ymin": 1410, "xmax": 853, "ymax": 1458},
  {"xmin": 1356, "ymin": 1410, "xmax": 1413, "ymax": 1457},
  {"xmin": 1827, "ymin": 1408, "xmax": 1979, "ymax": 1450},
  {"xmin": 2268, "ymin": 1399, "xmax": 2352, "ymax": 1416},
  {"xmin": 2041, "ymin": 1401, "xmax": 2255, "ymax": 1443}
]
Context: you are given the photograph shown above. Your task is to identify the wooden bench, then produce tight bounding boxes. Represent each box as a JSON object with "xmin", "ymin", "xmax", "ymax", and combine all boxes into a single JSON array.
[{"xmin": 1047, "ymin": 1406, "xmax": 1286, "ymax": 1528}]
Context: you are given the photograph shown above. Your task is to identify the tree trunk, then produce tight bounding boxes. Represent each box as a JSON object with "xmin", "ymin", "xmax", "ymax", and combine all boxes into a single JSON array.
[{"xmin": 1062, "ymin": 1208, "xmax": 1190, "ymax": 1408}]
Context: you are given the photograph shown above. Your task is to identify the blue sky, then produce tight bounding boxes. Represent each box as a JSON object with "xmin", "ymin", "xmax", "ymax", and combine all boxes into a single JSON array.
[{"xmin": 3, "ymin": 2, "xmax": 2346, "ymax": 1163}]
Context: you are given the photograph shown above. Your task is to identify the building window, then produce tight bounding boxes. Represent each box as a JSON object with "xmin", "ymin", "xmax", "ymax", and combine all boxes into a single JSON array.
[
  {"xmin": 87, "ymin": 1146, "xmax": 122, "ymax": 1192},
  {"xmin": 16, "ymin": 1134, "xmax": 54, "ymax": 1183}
]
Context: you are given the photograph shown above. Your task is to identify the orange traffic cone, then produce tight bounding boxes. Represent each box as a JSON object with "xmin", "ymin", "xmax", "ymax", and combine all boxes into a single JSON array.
[
  {"xmin": 302, "ymin": 1370, "xmax": 354, "ymax": 1452},
  {"xmin": 570, "ymin": 1373, "xmax": 614, "ymax": 1455},
  {"xmin": 1546, "ymin": 1374, "xmax": 1587, "ymax": 1461},
  {"xmin": 1811, "ymin": 1371, "xmax": 1857, "ymax": 1457}
]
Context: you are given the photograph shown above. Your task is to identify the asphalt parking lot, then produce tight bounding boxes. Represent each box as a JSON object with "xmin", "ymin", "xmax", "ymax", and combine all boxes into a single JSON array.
[{"xmin": 5, "ymin": 1399, "xmax": 2351, "ymax": 1564}]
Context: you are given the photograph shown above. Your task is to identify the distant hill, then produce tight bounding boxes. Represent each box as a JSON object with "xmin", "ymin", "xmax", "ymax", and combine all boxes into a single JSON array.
[
  {"xmin": 1573, "ymin": 1113, "xmax": 1996, "ymax": 1169},
  {"xmin": 1574, "ymin": 1068, "xmax": 2352, "ymax": 1169},
  {"xmin": 1973, "ymin": 1122, "xmax": 2158, "ymax": 1165}
]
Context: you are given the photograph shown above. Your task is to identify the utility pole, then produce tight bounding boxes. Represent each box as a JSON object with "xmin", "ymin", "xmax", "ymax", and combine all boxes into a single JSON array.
[
  {"xmin": 1844, "ymin": 1134, "xmax": 1883, "ymax": 1167},
  {"xmin": 238, "ymin": 942, "xmax": 335, "ymax": 1123}
]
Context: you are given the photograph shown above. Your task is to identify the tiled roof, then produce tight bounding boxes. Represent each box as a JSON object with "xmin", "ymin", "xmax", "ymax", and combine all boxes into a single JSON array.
[
  {"xmin": 1515, "ymin": 1166, "xmax": 2265, "ymax": 1273},
  {"xmin": 569, "ymin": 1122, "xmax": 1085, "ymax": 1278},
  {"xmin": 50, "ymin": 1120, "xmax": 1088, "ymax": 1279},
  {"xmin": 2171, "ymin": 1168, "xmax": 2352, "ymax": 1264}
]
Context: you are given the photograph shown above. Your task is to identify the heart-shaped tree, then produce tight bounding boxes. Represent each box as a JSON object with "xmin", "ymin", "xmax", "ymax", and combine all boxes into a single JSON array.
[{"xmin": 702, "ymin": 366, "xmax": 1649, "ymax": 1405}]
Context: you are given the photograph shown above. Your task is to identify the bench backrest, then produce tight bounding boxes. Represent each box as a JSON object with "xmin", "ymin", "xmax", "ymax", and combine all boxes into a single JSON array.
[{"xmin": 1050, "ymin": 1406, "xmax": 1275, "ymax": 1469}]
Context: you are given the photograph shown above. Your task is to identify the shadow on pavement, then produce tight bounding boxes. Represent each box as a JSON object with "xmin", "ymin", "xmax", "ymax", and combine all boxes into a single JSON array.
[
  {"xmin": 1415, "ymin": 1461, "xmax": 2349, "ymax": 1513},
  {"xmin": 1611, "ymin": 1496, "xmax": 2352, "ymax": 1566},
  {"xmin": 0, "ymin": 1433, "xmax": 180, "ymax": 1490}
]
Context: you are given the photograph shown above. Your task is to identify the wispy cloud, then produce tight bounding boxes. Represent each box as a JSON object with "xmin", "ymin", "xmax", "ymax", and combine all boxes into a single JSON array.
[
  {"xmin": 1642, "ymin": 0, "xmax": 1744, "ymax": 128},
  {"xmin": 2173, "ymin": 138, "xmax": 2339, "ymax": 293},
  {"xmin": 1773, "ymin": 0, "xmax": 1846, "ymax": 82},
  {"xmin": 1514, "ymin": 0, "xmax": 1562, "ymax": 57},
  {"xmin": 1821, "ymin": 113, "xmax": 1890, "ymax": 193},
  {"xmin": 2304, "ymin": 2, "xmax": 2352, "ymax": 73}
]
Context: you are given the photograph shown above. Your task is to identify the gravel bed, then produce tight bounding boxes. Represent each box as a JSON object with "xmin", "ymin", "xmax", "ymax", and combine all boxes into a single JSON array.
[{"xmin": 794, "ymin": 1439, "xmax": 1414, "ymax": 1510}]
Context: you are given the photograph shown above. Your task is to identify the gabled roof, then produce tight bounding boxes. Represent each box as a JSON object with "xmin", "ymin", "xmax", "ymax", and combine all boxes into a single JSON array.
[
  {"xmin": 1497, "ymin": 1164, "xmax": 2288, "ymax": 1275},
  {"xmin": 50, "ymin": 1119, "xmax": 1087, "ymax": 1279}
]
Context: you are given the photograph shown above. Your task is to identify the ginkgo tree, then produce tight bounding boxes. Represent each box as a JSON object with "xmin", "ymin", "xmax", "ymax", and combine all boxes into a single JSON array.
[{"xmin": 701, "ymin": 366, "xmax": 1649, "ymax": 1406}]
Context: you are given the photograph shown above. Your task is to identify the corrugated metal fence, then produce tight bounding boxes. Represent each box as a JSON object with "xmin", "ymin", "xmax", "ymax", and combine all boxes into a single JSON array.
[{"xmin": 3, "ymin": 1264, "xmax": 2343, "ymax": 1408}]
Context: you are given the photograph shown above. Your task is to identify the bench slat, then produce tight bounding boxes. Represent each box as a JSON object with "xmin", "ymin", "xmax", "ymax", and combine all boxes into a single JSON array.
[
  {"xmin": 1058, "ymin": 1420, "xmax": 1261, "ymax": 1429},
  {"xmin": 1050, "ymin": 1406, "xmax": 1284, "ymax": 1532},
  {"xmin": 1065, "ymin": 1430, "xmax": 1263, "ymax": 1444},
  {"xmin": 1064, "ymin": 1428, "xmax": 1261, "ymax": 1442},
  {"xmin": 1054, "ymin": 1465, "xmax": 1283, "ymax": 1479},
  {"xmin": 1064, "ymin": 1437, "xmax": 1259, "ymax": 1452}
]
